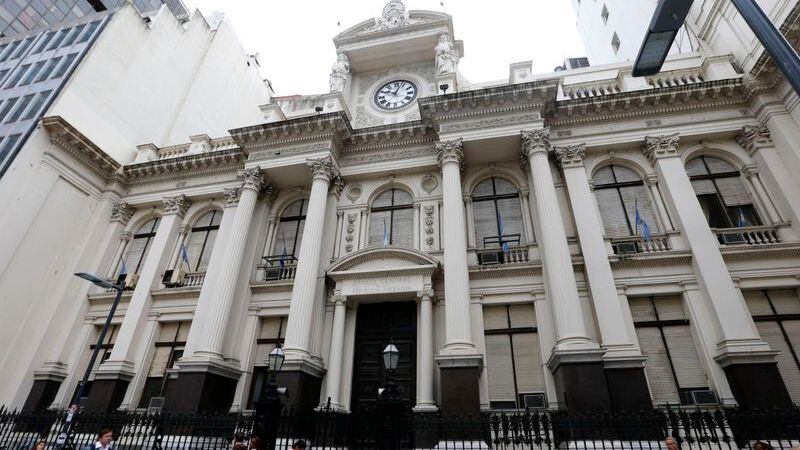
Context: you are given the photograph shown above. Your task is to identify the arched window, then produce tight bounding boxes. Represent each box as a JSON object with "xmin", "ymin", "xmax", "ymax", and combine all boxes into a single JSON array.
[
  {"xmin": 185, "ymin": 210, "xmax": 221, "ymax": 272},
  {"xmin": 122, "ymin": 218, "xmax": 160, "ymax": 275},
  {"xmin": 686, "ymin": 156, "xmax": 760, "ymax": 228},
  {"xmin": 593, "ymin": 165, "xmax": 659, "ymax": 237},
  {"xmin": 369, "ymin": 188, "xmax": 413, "ymax": 247},
  {"xmin": 472, "ymin": 177, "xmax": 525, "ymax": 248},
  {"xmin": 273, "ymin": 199, "xmax": 307, "ymax": 257}
]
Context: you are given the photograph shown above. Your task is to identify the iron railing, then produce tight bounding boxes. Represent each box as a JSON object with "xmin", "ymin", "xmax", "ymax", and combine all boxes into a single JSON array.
[{"xmin": 1, "ymin": 404, "xmax": 798, "ymax": 450}]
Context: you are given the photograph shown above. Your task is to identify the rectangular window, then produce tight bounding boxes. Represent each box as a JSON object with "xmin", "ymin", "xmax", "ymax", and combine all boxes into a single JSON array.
[
  {"xmin": 0, "ymin": 134, "xmax": 21, "ymax": 165},
  {"xmin": 5, "ymin": 64, "xmax": 31, "ymax": 89},
  {"xmin": 78, "ymin": 20, "xmax": 101, "ymax": 43},
  {"xmin": 0, "ymin": 97, "xmax": 19, "ymax": 122},
  {"xmin": 47, "ymin": 29, "xmax": 68, "ymax": 51},
  {"xmin": 18, "ymin": 60, "xmax": 46, "ymax": 86},
  {"xmin": 60, "ymin": 23, "xmax": 85, "ymax": 48},
  {"xmin": 52, "ymin": 52, "xmax": 77, "ymax": 79},
  {"xmin": 0, "ymin": 40, "xmax": 20, "ymax": 63},
  {"xmin": 11, "ymin": 36, "xmax": 34, "ymax": 59},
  {"xmin": 36, "ymin": 56, "xmax": 62, "ymax": 82},
  {"xmin": 33, "ymin": 31, "xmax": 56, "ymax": 54},
  {"xmin": 21, "ymin": 90, "xmax": 51, "ymax": 121},
  {"xmin": 6, "ymin": 93, "xmax": 35, "ymax": 123},
  {"xmin": 0, "ymin": 69, "xmax": 9, "ymax": 84}
]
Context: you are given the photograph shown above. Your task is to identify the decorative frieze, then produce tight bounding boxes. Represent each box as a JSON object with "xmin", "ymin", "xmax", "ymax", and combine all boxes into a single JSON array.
[
  {"xmin": 553, "ymin": 143, "xmax": 586, "ymax": 168},
  {"xmin": 110, "ymin": 202, "xmax": 135, "ymax": 224},
  {"xmin": 162, "ymin": 194, "xmax": 192, "ymax": 217},
  {"xmin": 223, "ymin": 187, "xmax": 243, "ymax": 207},
  {"xmin": 435, "ymin": 138, "xmax": 464, "ymax": 167},
  {"xmin": 736, "ymin": 125, "xmax": 772, "ymax": 155},
  {"xmin": 239, "ymin": 166, "xmax": 267, "ymax": 191},
  {"xmin": 642, "ymin": 133, "xmax": 680, "ymax": 164}
]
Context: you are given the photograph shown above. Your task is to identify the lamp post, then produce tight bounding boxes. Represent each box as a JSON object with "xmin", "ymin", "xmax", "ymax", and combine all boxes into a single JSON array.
[
  {"xmin": 633, "ymin": 0, "xmax": 800, "ymax": 97},
  {"xmin": 55, "ymin": 272, "xmax": 126, "ymax": 450},
  {"xmin": 380, "ymin": 343, "xmax": 402, "ymax": 450},
  {"xmin": 254, "ymin": 345, "xmax": 285, "ymax": 450}
]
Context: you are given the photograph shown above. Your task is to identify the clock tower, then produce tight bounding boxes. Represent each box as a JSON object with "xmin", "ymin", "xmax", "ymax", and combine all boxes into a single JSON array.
[{"xmin": 328, "ymin": 0, "xmax": 464, "ymax": 128}]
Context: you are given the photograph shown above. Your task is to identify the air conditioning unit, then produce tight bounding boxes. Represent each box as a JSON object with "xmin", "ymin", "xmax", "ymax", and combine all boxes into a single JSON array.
[
  {"xmin": 690, "ymin": 390, "xmax": 718, "ymax": 406},
  {"xmin": 264, "ymin": 267, "xmax": 283, "ymax": 281},
  {"xmin": 478, "ymin": 251, "xmax": 502, "ymax": 265},
  {"xmin": 719, "ymin": 232, "xmax": 746, "ymax": 245},
  {"xmin": 613, "ymin": 241, "xmax": 639, "ymax": 255},
  {"xmin": 124, "ymin": 273, "xmax": 139, "ymax": 289},
  {"xmin": 162, "ymin": 268, "xmax": 186, "ymax": 286},
  {"xmin": 521, "ymin": 393, "xmax": 546, "ymax": 409},
  {"xmin": 147, "ymin": 397, "xmax": 165, "ymax": 413}
]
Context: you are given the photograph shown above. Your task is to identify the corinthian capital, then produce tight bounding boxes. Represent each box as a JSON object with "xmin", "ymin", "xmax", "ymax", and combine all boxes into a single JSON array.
[
  {"xmin": 110, "ymin": 202, "xmax": 135, "ymax": 224},
  {"xmin": 521, "ymin": 128, "xmax": 551, "ymax": 159},
  {"xmin": 553, "ymin": 143, "xmax": 586, "ymax": 168},
  {"xmin": 736, "ymin": 125, "xmax": 772, "ymax": 155},
  {"xmin": 162, "ymin": 194, "xmax": 192, "ymax": 217},
  {"xmin": 239, "ymin": 166, "xmax": 267, "ymax": 191},
  {"xmin": 642, "ymin": 133, "xmax": 679, "ymax": 164},
  {"xmin": 223, "ymin": 187, "xmax": 243, "ymax": 207},
  {"xmin": 435, "ymin": 138, "xmax": 464, "ymax": 167},
  {"xmin": 307, "ymin": 156, "xmax": 340, "ymax": 182}
]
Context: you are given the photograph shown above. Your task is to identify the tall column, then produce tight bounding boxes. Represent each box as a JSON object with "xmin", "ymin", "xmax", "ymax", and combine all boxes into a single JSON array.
[
  {"xmin": 415, "ymin": 287, "xmax": 437, "ymax": 412},
  {"xmin": 323, "ymin": 293, "xmax": 348, "ymax": 410},
  {"xmin": 642, "ymin": 134, "xmax": 791, "ymax": 409},
  {"xmin": 280, "ymin": 156, "xmax": 339, "ymax": 413},
  {"xmin": 433, "ymin": 139, "xmax": 481, "ymax": 416},
  {"xmin": 89, "ymin": 194, "xmax": 190, "ymax": 412},
  {"xmin": 170, "ymin": 170, "xmax": 267, "ymax": 413},
  {"xmin": 521, "ymin": 129, "xmax": 607, "ymax": 412},
  {"xmin": 555, "ymin": 143, "xmax": 651, "ymax": 412}
]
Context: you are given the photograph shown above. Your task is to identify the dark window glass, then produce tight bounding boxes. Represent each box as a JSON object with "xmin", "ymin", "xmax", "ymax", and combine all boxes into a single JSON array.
[
  {"xmin": 273, "ymin": 199, "xmax": 308, "ymax": 258},
  {"xmin": 472, "ymin": 178, "xmax": 525, "ymax": 248},
  {"xmin": 77, "ymin": 20, "xmax": 101, "ymax": 43},
  {"xmin": 687, "ymin": 156, "xmax": 760, "ymax": 228},
  {"xmin": 11, "ymin": 36, "xmax": 34, "ymax": 59},
  {"xmin": 122, "ymin": 218, "xmax": 161, "ymax": 275},
  {"xmin": 5, "ymin": 64, "xmax": 30, "ymax": 88},
  {"xmin": 593, "ymin": 165, "xmax": 660, "ymax": 237},
  {"xmin": 33, "ymin": 31, "xmax": 55, "ymax": 53},
  {"xmin": 46, "ymin": 29, "xmax": 68, "ymax": 50},
  {"xmin": 36, "ymin": 56, "xmax": 61, "ymax": 82},
  {"xmin": 185, "ymin": 210, "xmax": 222, "ymax": 272},
  {"xmin": 369, "ymin": 188, "xmax": 414, "ymax": 247},
  {"xmin": 21, "ymin": 90, "xmax": 51, "ymax": 121},
  {"xmin": 0, "ymin": 97, "xmax": 18, "ymax": 122},
  {"xmin": 51, "ymin": 52, "xmax": 77, "ymax": 78},
  {"xmin": 60, "ymin": 23, "xmax": 85, "ymax": 47},
  {"xmin": 0, "ymin": 134, "xmax": 21, "ymax": 164},
  {"xmin": 19, "ymin": 60, "xmax": 46, "ymax": 86},
  {"xmin": 6, "ymin": 93, "xmax": 34, "ymax": 123}
]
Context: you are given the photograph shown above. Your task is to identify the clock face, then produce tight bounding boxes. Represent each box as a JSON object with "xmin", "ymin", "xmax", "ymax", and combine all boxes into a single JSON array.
[{"xmin": 374, "ymin": 80, "xmax": 418, "ymax": 110}]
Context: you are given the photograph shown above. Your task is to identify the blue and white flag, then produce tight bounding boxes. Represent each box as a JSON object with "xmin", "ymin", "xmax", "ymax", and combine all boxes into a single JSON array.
[
  {"xmin": 119, "ymin": 258, "xmax": 128, "ymax": 276},
  {"xmin": 498, "ymin": 215, "xmax": 510, "ymax": 254},
  {"xmin": 737, "ymin": 207, "xmax": 748, "ymax": 228},
  {"xmin": 279, "ymin": 234, "xmax": 288, "ymax": 271},
  {"xmin": 383, "ymin": 219, "xmax": 390, "ymax": 245},
  {"xmin": 635, "ymin": 199, "xmax": 652, "ymax": 241},
  {"xmin": 180, "ymin": 242, "xmax": 191, "ymax": 269}
]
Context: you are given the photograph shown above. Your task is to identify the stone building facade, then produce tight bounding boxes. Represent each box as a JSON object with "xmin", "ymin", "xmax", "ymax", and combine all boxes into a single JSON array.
[{"xmin": 2, "ymin": 0, "xmax": 800, "ymax": 415}]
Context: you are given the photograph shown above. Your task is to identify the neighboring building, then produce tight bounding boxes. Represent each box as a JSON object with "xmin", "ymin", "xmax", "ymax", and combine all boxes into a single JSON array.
[
  {"xmin": 571, "ymin": 0, "xmax": 698, "ymax": 65},
  {"xmin": 0, "ymin": 0, "xmax": 799, "ymax": 422}
]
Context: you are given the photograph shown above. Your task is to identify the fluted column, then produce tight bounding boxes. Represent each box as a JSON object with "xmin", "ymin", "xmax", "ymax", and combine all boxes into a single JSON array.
[
  {"xmin": 435, "ymin": 139, "xmax": 476, "ymax": 354},
  {"xmin": 195, "ymin": 168, "xmax": 267, "ymax": 358},
  {"xmin": 323, "ymin": 293, "xmax": 348, "ymax": 410},
  {"xmin": 521, "ymin": 129, "xmax": 595, "ymax": 352},
  {"xmin": 283, "ymin": 157, "xmax": 340, "ymax": 362},
  {"xmin": 415, "ymin": 287, "xmax": 437, "ymax": 411},
  {"xmin": 555, "ymin": 143, "xmax": 640, "ymax": 359}
]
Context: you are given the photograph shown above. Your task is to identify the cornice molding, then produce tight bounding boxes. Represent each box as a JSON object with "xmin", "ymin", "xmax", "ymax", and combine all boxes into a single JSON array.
[
  {"xmin": 41, "ymin": 116, "xmax": 122, "ymax": 182},
  {"xmin": 123, "ymin": 147, "xmax": 245, "ymax": 182}
]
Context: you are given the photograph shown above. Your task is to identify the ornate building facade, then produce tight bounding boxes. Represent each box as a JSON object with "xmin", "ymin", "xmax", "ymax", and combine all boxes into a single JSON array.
[{"xmin": 1, "ymin": 0, "xmax": 800, "ymax": 416}]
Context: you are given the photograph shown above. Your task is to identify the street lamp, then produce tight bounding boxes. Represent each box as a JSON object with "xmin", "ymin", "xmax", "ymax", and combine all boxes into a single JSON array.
[
  {"xmin": 55, "ymin": 272, "xmax": 126, "ymax": 450},
  {"xmin": 381, "ymin": 343, "xmax": 401, "ymax": 404},
  {"xmin": 254, "ymin": 345, "xmax": 285, "ymax": 450},
  {"xmin": 382, "ymin": 343, "xmax": 399, "ymax": 372},
  {"xmin": 633, "ymin": 0, "xmax": 800, "ymax": 97}
]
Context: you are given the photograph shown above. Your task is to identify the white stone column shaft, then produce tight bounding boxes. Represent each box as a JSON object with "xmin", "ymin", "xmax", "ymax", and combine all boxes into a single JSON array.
[
  {"xmin": 415, "ymin": 288, "xmax": 436, "ymax": 411},
  {"xmin": 195, "ymin": 169, "xmax": 266, "ymax": 358},
  {"xmin": 324, "ymin": 295, "xmax": 347, "ymax": 408},
  {"xmin": 464, "ymin": 197, "xmax": 476, "ymax": 247},
  {"xmin": 435, "ymin": 139, "xmax": 476, "ymax": 353},
  {"xmin": 521, "ymin": 129, "xmax": 594, "ymax": 351},
  {"xmin": 556, "ymin": 144, "xmax": 639, "ymax": 357},
  {"xmin": 283, "ymin": 157, "xmax": 338, "ymax": 360},
  {"xmin": 519, "ymin": 190, "xmax": 535, "ymax": 243},
  {"xmin": 646, "ymin": 176, "xmax": 673, "ymax": 232}
]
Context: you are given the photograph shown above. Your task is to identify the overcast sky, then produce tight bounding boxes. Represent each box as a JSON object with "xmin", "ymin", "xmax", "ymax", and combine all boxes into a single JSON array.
[{"xmin": 188, "ymin": 1, "xmax": 587, "ymax": 96}]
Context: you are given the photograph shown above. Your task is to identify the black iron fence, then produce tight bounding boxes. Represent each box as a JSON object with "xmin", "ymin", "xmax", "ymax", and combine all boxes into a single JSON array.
[{"xmin": 1, "ymin": 404, "xmax": 799, "ymax": 450}]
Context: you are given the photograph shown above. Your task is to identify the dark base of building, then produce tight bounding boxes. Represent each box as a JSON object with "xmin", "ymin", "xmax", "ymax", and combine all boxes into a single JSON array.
[
  {"xmin": 85, "ymin": 378, "xmax": 129, "ymax": 412},
  {"xmin": 277, "ymin": 370, "xmax": 322, "ymax": 413},
  {"xmin": 552, "ymin": 360, "xmax": 612, "ymax": 412},
  {"xmin": 23, "ymin": 379, "xmax": 62, "ymax": 412},
  {"xmin": 439, "ymin": 365, "xmax": 480, "ymax": 416},
  {"xmin": 723, "ymin": 362, "xmax": 792, "ymax": 409},
  {"xmin": 604, "ymin": 367, "xmax": 653, "ymax": 412},
  {"xmin": 166, "ymin": 371, "xmax": 238, "ymax": 413}
]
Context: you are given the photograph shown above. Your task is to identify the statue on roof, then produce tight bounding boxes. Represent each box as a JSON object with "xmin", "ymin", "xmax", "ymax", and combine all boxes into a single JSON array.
[
  {"xmin": 329, "ymin": 52, "xmax": 350, "ymax": 93},
  {"xmin": 436, "ymin": 33, "xmax": 457, "ymax": 75}
]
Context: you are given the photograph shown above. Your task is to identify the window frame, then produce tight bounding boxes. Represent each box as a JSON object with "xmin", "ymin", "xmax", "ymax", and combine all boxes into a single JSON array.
[
  {"xmin": 471, "ymin": 177, "xmax": 524, "ymax": 249},
  {"xmin": 273, "ymin": 199, "xmax": 308, "ymax": 258},
  {"xmin": 187, "ymin": 210, "xmax": 221, "ymax": 273},
  {"xmin": 593, "ymin": 165, "xmax": 653, "ymax": 237},
  {"xmin": 688, "ymin": 156, "xmax": 760, "ymax": 228},
  {"xmin": 127, "ymin": 218, "xmax": 160, "ymax": 275},
  {"xmin": 369, "ymin": 188, "xmax": 414, "ymax": 246}
]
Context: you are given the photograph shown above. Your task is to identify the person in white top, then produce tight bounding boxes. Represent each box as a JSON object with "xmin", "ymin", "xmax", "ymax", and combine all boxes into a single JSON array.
[{"xmin": 85, "ymin": 428, "xmax": 113, "ymax": 450}]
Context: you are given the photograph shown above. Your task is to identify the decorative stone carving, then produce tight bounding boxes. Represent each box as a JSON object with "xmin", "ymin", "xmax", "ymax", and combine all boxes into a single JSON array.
[
  {"xmin": 345, "ymin": 213, "xmax": 357, "ymax": 252},
  {"xmin": 521, "ymin": 128, "xmax": 551, "ymax": 158},
  {"xmin": 553, "ymin": 144, "xmax": 586, "ymax": 168},
  {"xmin": 329, "ymin": 52, "xmax": 350, "ymax": 93},
  {"xmin": 307, "ymin": 156, "xmax": 340, "ymax": 183},
  {"xmin": 162, "ymin": 194, "xmax": 192, "ymax": 216},
  {"xmin": 369, "ymin": 0, "xmax": 420, "ymax": 31},
  {"xmin": 416, "ymin": 287, "xmax": 435, "ymax": 302},
  {"xmin": 742, "ymin": 165, "xmax": 759, "ymax": 180},
  {"xmin": 330, "ymin": 176, "xmax": 346, "ymax": 198},
  {"xmin": 737, "ymin": 125, "xmax": 772, "ymax": 155},
  {"xmin": 239, "ymin": 166, "xmax": 267, "ymax": 191},
  {"xmin": 346, "ymin": 184, "xmax": 363, "ymax": 202},
  {"xmin": 421, "ymin": 173, "xmax": 438, "ymax": 194},
  {"xmin": 435, "ymin": 33, "xmax": 457, "ymax": 75},
  {"xmin": 223, "ymin": 187, "xmax": 243, "ymax": 206},
  {"xmin": 435, "ymin": 139, "xmax": 464, "ymax": 167},
  {"xmin": 424, "ymin": 205, "xmax": 435, "ymax": 246},
  {"xmin": 642, "ymin": 134, "xmax": 680, "ymax": 163},
  {"xmin": 110, "ymin": 202, "xmax": 135, "ymax": 224},
  {"xmin": 120, "ymin": 230, "xmax": 134, "ymax": 242}
]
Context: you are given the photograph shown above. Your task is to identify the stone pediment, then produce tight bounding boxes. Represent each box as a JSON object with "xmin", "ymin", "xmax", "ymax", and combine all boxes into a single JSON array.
[
  {"xmin": 327, "ymin": 246, "xmax": 439, "ymax": 280},
  {"xmin": 335, "ymin": 11, "xmax": 451, "ymax": 43}
]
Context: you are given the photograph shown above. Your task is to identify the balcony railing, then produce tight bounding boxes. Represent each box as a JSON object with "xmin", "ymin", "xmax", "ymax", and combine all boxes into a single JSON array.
[
  {"xmin": 259, "ymin": 255, "xmax": 298, "ymax": 281},
  {"xmin": 713, "ymin": 225, "xmax": 781, "ymax": 246},
  {"xmin": 611, "ymin": 234, "xmax": 671, "ymax": 255},
  {"xmin": 476, "ymin": 235, "xmax": 530, "ymax": 266},
  {"xmin": 180, "ymin": 271, "xmax": 206, "ymax": 287}
]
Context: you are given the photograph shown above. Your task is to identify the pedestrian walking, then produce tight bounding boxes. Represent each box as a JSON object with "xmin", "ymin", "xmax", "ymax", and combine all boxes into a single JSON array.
[
  {"xmin": 29, "ymin": 441, "xmax": 46, "ymax": 450},
  {"xmin": 83, "ymin": 428, "xmax": 113, "ymax": 450},
  {"xmin": 665, "ymin": 436, "xmax": 679, "ymax": 450},
  {"xmin": 291, "ymin": 440, "xmax": 306, "ymax": 450},
  {"xmin": 753, "ymin": 442, "xmax": 773, "ymax": 450}
]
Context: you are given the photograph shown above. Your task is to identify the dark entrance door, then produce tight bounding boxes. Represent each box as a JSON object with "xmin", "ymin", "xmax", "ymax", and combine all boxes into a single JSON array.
[{"xmin": 351, "ymin": 301, "xmax": 416, "ymax": 412}]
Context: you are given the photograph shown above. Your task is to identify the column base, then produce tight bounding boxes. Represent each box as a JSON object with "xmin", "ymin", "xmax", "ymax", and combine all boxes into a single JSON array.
[
  {"xmin": 277, "ymin": 370, "xmax": 323, "ymax": 414},
  {"xmin": 603, "ymin": 357, "xmax": 652, "ymax": 413},
  {"xmin": 548, "ymin": 349, "xmax": 611, "ymax": 412},
  {"xmin": 722, "ymin": 362, "xmax": 792, "ymax": 409},
  {"xmin": 435, "ymin": 354, "xmax": 482, "ymax": 416},
  {"xmin": 412, "ymin": 403, "xmax": 439, "ymax": 413},
  {"xmin": 85, "ymin": 378, "xmax": 130, "ymax": 412},
  {"xmin": 23, "ymin": 379, "xmax": 62, "ymax": 412},
  {"xmin": 167, "ymin": 359, "xmax": 240, "ymax": 413}
]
